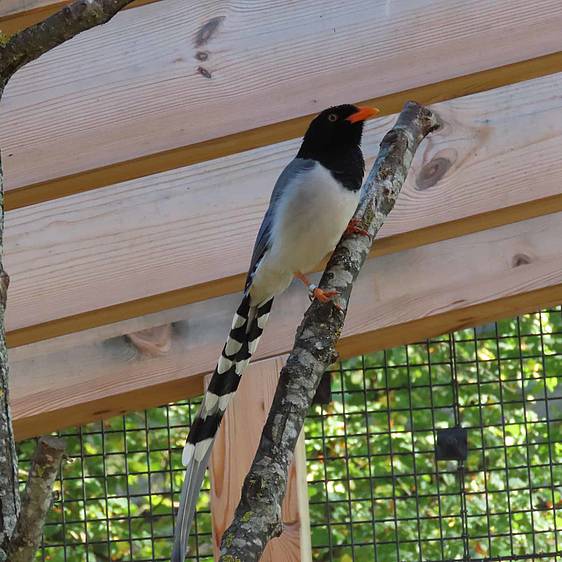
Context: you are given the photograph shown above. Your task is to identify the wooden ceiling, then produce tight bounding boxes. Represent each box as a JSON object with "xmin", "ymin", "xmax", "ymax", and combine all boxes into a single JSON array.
[{"xmin": 2, "ymin": 0, "xmax": 562, "ymax": 438}]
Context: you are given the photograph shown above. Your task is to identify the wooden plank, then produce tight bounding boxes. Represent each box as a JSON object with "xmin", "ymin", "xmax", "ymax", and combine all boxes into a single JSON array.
[
  {"xmin": 10, "ymin": 212, "xmax": 562, "ymax": 440},
  {"xmin": 208, "ymin": 356, "xmax": 311, "ymax": 561},
  {"xmin": 5, "ymin": 51, "xmax": 562, "ymax": 212},
  {"xmin": 2, "ymin": 0, "xmax": 562, "ymax": 199},
  {"xmin": 0, "ymin": 0, "xmax": 56, "ymax": 18},
  {"xmin": 0, "ymin": 0, "xmax": 156, "ymax": 30},
  {"xmin": 6, "ymin": 72, "xmax": 562, "ymax": 341}
]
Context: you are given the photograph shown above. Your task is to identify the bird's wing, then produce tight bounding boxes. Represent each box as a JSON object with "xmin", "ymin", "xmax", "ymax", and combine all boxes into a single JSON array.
[{"xmin": 245, "ymin": 158, "xmax": 315, "ymax": 289}]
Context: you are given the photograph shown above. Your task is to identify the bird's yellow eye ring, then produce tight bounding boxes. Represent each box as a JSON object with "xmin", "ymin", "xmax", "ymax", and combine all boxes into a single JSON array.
[{"xmin": 327, "ymin": 113, "xmax": 338, "ymax": 122}]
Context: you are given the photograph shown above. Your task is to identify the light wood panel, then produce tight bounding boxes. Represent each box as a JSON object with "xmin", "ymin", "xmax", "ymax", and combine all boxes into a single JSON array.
[
  {"xmin": 0, "ymin": 0, "xmax": 155, "ymax": 27},
  {"xmin": 6, "ymin": 53, "xmax": 562, "ymax": 214},
  {"xmin": 5, "ymin": 51, "xmax": 562, "ymax": 212},
  {"xmin": 208, "ymin": 356, "xmax": 311, "ymax": 561},
  {"xmin": 0, "ymin": 0, "xmax": 56, "ymax": 17},
  {"xmin": 6, "ymin": 72, "xmax": 562, "ymax": 341},
  {"xmin": 2, "ymin": 0, "xmax": 562, "ymax": 197},
  {"xmin": 10, "ymin": 212, "xmax": 562, "ymax": 440}
]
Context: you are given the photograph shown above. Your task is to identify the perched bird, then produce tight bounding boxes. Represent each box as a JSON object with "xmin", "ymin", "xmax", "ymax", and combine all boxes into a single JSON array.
[{"xmin": 172, "ymin": 103, "xmax": 379, "ymax": 561}]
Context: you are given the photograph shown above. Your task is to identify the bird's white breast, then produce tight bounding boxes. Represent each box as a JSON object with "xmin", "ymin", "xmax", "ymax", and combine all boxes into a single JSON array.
[{"xmin": 251, "ymin": 163, "xmax": 360, "ymax": 302}]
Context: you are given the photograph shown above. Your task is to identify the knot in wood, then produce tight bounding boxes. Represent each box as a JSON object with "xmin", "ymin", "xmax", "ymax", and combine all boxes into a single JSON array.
[
  {"xmin": 512, "ymin": 253, "xmax": 531, "ymax": 268},
  {"xmin": 416, "ymin": 154, "xmax": 454, "ymax": 190},
  {"xmin": 194, "ymin": 16, "xmax": 225, "ymax": 47}
]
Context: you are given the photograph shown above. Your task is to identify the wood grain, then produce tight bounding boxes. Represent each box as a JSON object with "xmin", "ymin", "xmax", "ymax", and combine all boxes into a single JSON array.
[
  {"xmin": 2, "ymin": 0, "xmax": 562, "ymax": 195},
  {"xmin": 6, "ymin": 72, "xmax": 562, "ymax": 339},
  {"xmin": 208, "ymin": 356, "xmax": 311, "ymax": 561},
  {"xmin": 10, "ymin": 212, "xmax": 562, "ymax": 440},
  {"xmin": 0, "ymin": 0, "xmax": 57, "ymax": 18},
  {"xmin": 4, "ymin": 51, "xmax": 562, "ymax": 212},
  {"xmin": 0, "ymin": 0, "xmax": 156, "ymax": 31}
]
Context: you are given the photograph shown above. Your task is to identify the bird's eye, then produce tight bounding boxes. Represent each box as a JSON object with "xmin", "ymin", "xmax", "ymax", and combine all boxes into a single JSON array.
[{"xmin": 327, "ymin": 113, "xmax": 338, "ymax": 122}]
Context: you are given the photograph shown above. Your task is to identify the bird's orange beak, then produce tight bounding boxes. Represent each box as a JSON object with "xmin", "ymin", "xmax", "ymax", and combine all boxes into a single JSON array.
[{"xmin": 346, "ymin": 106, "xmax": 380, "ymax": 123}]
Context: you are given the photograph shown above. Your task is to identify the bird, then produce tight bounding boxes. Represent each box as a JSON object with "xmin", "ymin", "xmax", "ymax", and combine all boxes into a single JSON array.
[{"xmin": 171, "ymin": 103, "xmax": 379, "ymax": 561}]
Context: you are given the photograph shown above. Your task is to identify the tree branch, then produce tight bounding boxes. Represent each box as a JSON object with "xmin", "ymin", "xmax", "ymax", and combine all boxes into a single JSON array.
[
  {"xmin": 4, "ymin": 437, "xmax": 65, "ymax": 562},
  {"xmin": 0, "ymin": 0, "xmax": 136, "ymax": 85},
  {"xmin": 219, "ymin": 101, "xmax": 441, "ymax": 561}
]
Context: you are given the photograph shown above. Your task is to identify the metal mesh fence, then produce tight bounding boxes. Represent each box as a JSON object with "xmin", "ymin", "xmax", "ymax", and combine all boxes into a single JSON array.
[
  {"xmin": 307, "ymin": 307, "xmax": 562, "ymax": 561},
  {"xmin": 18, "ymin": 306, "xmax": 562, "ymax": 561},
  {"xmin": 18, "ymin": 402, "xmax": 212, "ymax": 561}
]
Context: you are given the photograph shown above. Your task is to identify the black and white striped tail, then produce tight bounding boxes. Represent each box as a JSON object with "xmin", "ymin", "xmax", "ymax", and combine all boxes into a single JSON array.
[{"xmin": 171, "ymin": 293, "xmax": 273, "ymax": 562}]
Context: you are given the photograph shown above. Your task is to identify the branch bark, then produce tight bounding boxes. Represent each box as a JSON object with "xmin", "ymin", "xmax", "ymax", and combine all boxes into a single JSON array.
[
  {"xmin": 0, "ymin": 145, "xmax": 19, "ymax": 562},
  {"xmin": 0, "ymin": 0, "xmax": 136, "ymax": 86},
  {"xmin": 0, "ymin": 1, "xmax": 134, "ymax": 559},
  {"xmin": 4, "ymin": 437, "xmax": 66, "ymax": 562},
  {"xmin": 219, "ymin": 101, "xmax": 441, "ymax": 561}
]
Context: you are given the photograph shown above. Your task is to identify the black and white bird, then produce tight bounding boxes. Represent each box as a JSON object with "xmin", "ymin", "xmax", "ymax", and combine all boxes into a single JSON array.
[{"xmin": 171, "ymin": 103, "xmax": 379, "ymax": 561}]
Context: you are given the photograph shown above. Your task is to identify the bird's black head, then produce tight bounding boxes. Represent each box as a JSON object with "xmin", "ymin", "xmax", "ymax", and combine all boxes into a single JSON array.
[{"xmin": 297, "ymin": 104, "xmax": 379, "ymax": 161}]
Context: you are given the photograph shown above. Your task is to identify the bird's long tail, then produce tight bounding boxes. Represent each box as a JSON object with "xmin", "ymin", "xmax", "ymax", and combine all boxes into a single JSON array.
[{"xmin": 171, "ymin": 293, "xmax": 274, "ymax": 562}]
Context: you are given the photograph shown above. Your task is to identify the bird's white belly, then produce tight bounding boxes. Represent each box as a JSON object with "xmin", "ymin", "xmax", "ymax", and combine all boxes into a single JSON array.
[{"xmin": 251, "ymin": 163, "xmax": 360, "ymax": 302}]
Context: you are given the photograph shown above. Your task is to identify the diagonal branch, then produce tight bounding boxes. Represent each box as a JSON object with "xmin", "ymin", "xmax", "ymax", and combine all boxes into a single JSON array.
[
  {"xmin": 219, "ymin": 101, "xmax": 441, "ymax": 561},
  {"xmin": 4, "ymin": 436, "xmax": 66, "ymax": 562},
  {"xmin": 0, "ymin": 0, "xmax": 136, "ymax": 85}
]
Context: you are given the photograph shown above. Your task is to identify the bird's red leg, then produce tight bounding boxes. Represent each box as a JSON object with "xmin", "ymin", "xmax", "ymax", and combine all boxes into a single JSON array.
[
  {"xmin": 345, "ymin": 218, "xmax": 369, "ymax": 237},
  {"xmin": 295, "ymin": 271, "xmax": 340, "ymax": 307}
]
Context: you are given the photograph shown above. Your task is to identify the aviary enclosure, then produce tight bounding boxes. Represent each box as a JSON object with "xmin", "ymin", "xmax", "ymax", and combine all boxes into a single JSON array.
[
  {"xmin": 0, "ymin": 1, "xmax": 561, "ymax": 561},
  {"xmin": 18, "ymin": 307, "xmax": 562, "ymax": 561}
]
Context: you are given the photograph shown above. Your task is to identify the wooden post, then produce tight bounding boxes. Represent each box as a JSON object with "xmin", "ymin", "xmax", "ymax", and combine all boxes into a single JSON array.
[{"xmin": 207, "ymin": 356, "xmax": 311, "ymax": 561}]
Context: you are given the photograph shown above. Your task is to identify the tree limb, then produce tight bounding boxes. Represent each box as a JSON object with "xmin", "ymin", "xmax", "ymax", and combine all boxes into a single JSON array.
[
  {"xmin": 4, "ymin": 437, "xmax": 66, "ymax": 562},
  {"xmin": 0, "ymin": 184, "xmax": 18, "ymax": 561},
  {"xmin": 0, "ymin": 0, "xmax": 136, "ymax": 85},
  {"xmin": 219, "ymin": 101, "xmax": 441, "ymax": 561}
]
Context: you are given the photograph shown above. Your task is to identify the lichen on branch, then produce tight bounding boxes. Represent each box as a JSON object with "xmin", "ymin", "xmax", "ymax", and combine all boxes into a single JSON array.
[{"xmin": 4, "ymin": 437, "xmax": 66, "ymax": 562}]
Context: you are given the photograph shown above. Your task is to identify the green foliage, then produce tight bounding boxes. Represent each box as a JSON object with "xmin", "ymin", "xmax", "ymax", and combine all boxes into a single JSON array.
[
  {"xmin": 306, "ymin": 310, "xmax": 562, "ymax": 561},
  {"xmin": 17, "ymin": 308, "xmax": 562, "ymax": 561},
  {"xmin": 21, "ymin": 402, "xmax": 213, "ymax": 561}
]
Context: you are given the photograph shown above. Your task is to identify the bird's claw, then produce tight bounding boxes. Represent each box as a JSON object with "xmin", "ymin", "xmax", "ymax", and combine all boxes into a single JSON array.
[
  {"xmin": 308, "ymin": 284, "xmax": 342, "ymax": 310},
  {"xmin": 345, "ymin": 218, "xmax": 370, "ymax": 237}
]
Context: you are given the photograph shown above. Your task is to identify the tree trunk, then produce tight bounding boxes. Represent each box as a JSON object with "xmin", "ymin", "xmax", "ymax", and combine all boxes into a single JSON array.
[{"xmin": 0, "ymin": 87, "xmax": 20, "ymax": 560}]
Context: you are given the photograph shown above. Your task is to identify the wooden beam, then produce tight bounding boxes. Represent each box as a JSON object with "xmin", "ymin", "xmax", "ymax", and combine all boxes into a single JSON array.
[
  {"xmin": 6, "ymin": 72, "xmax": 562, "ymax": 343},
  {"xmin": 208, "ymin": 356, "xmax": 311, "ymax": 561},
  {"xmin": 2, "ymin": 0, "xmax": 562, "ymax": 202},
  {"xmin": 5, "ymin": 51, "xmax": 562, "ymax": 212},
  {"xmin": 10, "ymin": 212, "xmax": 562, "ymax": 440},
  {"xmin": 0, "ymin": 0, "xmax": 157, "ymax": 35},
  {"xmin": 0, "ymin": 0, "xmax": 57, "ymax": 18}
]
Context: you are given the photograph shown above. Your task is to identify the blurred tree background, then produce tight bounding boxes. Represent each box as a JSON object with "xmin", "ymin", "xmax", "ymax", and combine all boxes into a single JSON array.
[{"xmin": 18, "ymin": 307, "xmax": 562, "ymax": 561}]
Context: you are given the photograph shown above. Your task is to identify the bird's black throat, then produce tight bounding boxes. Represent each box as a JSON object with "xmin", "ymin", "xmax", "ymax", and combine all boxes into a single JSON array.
[{"xmin": 297, "ymin": 144, "xmax": 365, "ymax": 192}]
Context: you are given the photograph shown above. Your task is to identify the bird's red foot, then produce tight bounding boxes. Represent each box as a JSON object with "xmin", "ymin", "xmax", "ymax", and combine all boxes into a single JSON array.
[
  {"xmin": 312, "ymin": 287, "xmax": 338, "ymax": 303},
  {"xmin": 295, "ymin": 272, "xmax": 342, "ymax": 311},
  {"xmin": 345, "ymin": 218, "xmax": 369, "ymax": 237},
  {"xmin": 311, "ymin": 287, "xmax": 342, "ymax": 311}
]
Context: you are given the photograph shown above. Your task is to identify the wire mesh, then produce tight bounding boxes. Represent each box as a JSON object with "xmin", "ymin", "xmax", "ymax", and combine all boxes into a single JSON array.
[
  {"xmin": 18, "ymin": 399, "xmax": 213, "ymax": 561},
  {"xmin": 17, "ymin": 306, "xmax": 562, "ymax": 561},
  {"xmin": 307, "ymin": 307, "xmax": 562, "ymax": 561}
]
